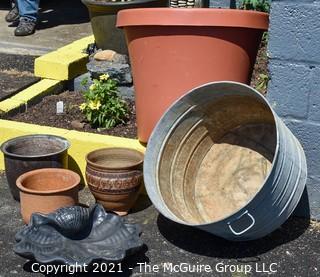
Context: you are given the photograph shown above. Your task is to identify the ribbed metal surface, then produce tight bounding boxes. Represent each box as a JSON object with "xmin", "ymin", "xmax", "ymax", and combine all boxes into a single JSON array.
[{"xmin": 144, "ymin": 81, "xmax": 307, "ymax": 241}]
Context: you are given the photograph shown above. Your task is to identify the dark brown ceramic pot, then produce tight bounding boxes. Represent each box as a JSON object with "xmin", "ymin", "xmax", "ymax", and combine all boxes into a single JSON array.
[{"xmin": 85, "ymin": 148, "xmax": 144, "ymax": 216}]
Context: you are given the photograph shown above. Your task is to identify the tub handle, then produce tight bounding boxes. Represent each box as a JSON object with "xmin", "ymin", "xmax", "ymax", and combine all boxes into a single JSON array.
[{"xmin": 227, "ymin": 210, "xmax": 255, "ymax": 236}]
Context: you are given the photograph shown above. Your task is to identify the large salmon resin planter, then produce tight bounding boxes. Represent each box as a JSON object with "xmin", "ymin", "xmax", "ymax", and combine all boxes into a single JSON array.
[{"xmin": 117, "ymin": 8, "xmax": 269, "ymax": 142}]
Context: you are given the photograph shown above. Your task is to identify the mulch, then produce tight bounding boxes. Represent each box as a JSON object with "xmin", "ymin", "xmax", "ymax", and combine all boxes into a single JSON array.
[
  {"xmin": 251, "ymin": 40, "xmax": 268, "ymax": 95},
  {"xmin": 10, "ymin": 91, "xmax": 137, "ymax": 139}
]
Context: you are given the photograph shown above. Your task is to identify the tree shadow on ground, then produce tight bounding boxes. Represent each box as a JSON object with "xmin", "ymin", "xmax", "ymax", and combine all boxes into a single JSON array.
[{"xmin": 157, "ymin": 213, "xmax": 310, "ymax": 260}]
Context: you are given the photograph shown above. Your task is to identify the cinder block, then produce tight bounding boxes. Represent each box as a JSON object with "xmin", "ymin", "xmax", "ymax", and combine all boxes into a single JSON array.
[
  {"xmin": 209, "ymin": 0, "xmax": 232, "ymax": 8},
  {"xmin": 284, "ymin": 119, "xmax": 320, "ymax": 181},
  {"xmin": 267, "ymin": 62, "xmax": 311, "ymax": 119},
  {"xmin": 308, "ymin": 66, "xmax": 320, "ymax": 122},
  {"xmin": 284, "ymin": 119, "xmax": 320, "ymax": 219},
  {"xmin": 269, "ymin": 2, "xmax": 320, "ymax": 63}
]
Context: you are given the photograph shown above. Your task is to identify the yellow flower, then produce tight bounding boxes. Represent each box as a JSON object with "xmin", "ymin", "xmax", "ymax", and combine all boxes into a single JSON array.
[
  {"xmin": 99, "ymin": 74, "xmax": 109, "ymax": 81},
  {"xmin": 88, "ymin": 100, "xmax": 102, "ymax": 110},
  {"xmin": 79, "ymin": 103, "xmax": 87, "ymax": 111},
  {"xmin": 89, "ymin": 84, "xmax": 95, "ymax": 91}
]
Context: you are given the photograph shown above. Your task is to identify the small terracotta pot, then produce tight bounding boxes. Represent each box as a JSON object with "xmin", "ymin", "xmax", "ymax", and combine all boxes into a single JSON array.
[
  {"xmin": 16, "ymin": 168, "xmax": 80, "ymax": 224},
  {"xmin": 117, "ymin": 8, "xmax": 269, "ymax": 142},
  {"xmin": 85, "ymin": 148, "xmax": 144, "ymax": 216}
]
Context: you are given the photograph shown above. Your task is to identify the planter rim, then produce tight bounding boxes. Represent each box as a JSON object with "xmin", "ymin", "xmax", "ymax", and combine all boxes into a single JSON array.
[
  {"xmin": 16, "ymin": 168, "xmax": 80, "ymax": 195},
  {"xmin": 81, "ymin": 0, "xmax": 159, "ymax": 7},
  {"xmin": 0, "ymin": 134, "xmax": 70, "ymax": 159},
  {"xmin": 117, "ymin": 8, "xmax": 269, "ymax": 30},
  {"xmin": 86, "ymin": 147, "xmax": 144, "ymax": 170}
]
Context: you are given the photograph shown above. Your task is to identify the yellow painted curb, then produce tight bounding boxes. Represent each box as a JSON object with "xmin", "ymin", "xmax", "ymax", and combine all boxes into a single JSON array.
[
  {"xmin": 0, "ymin": 79, "xmax": 63, "ymax": 115},
  {"xmin": 0, "ymin": 120, "xmax": 145, "ymax": 184},
  {"xmin": 34, "ymin": 36, "xmax": 94, "ymax": 81},
  {"xmin": 0, "ymin": 99, "xmax": 24, "ymax": 114}
]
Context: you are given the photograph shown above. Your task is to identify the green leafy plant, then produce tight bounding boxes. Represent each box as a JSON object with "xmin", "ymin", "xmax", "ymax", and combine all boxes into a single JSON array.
[
  {"xmin": 240, "ymin": 0, "xmax": 270, "ymax": 13},
  {"xmin": 256, "ymin": 73, "xmax": 269, "ymax": 92},
  {"xmin": 80, "ymin": 74, "xmax": 129, "ymax": 129}
]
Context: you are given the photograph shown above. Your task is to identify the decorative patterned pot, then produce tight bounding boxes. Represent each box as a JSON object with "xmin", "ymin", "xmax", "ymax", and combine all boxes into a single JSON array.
[
  {"xmin": 16, "ymin": 168, "xmax": 80, "ymax": 224},
  {"xmin": 85, "ymin": 148, "xmax": 144, "ymax": 216}
]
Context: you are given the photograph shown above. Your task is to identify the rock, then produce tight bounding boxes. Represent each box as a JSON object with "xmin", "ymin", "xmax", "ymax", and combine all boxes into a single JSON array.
[
  {"xmin": 113, "ymin": 53, "xmax": 129, "ymax": 64},
  {"xmin": 87, "ymin": 60, "xmax": 132, "ymax": 85},
  {"xmin": 94, "ymin": 50, "xmax": 116, "ymax": 61},
  {"xmin": 68, "ymin": 72, "xmax": 92, "ymax": 92},
  {"xmin": 71, "ymin": 120, "xmax": 85, "ymax": 129},
  {"xmin": 93, "ymin": 50, "xmax": 129, "ymax": 64},
  {"xmin": 118, "ymin": 86, "xmax": 135, "ymax": 100}
]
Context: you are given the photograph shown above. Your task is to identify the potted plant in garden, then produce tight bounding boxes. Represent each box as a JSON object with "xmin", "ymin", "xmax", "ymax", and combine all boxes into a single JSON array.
[
  {"xmin": 81, "ymin": 0, "xmax": 168, "ymax": 54},
  {"xmin": 116, "ymin": 1, "xmax": 269, "ymax": 142}
]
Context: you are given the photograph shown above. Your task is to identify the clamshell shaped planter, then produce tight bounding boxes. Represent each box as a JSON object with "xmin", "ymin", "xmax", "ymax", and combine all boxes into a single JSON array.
[
  {"xmin": 14, "ymin": 204, "xmax": 143, "ymax": 265},
  {"xmin": 81, "ymin": 0, "xmax": 167, "ymax": 54},
  {"xmin": 16, "ymin": 168, "xmax": 80, "ymax": 224},
  {"xmin": 86, "ymin": 148, "xmax": 144, "ymax": 216},
  {"xmin": 1, "ymin": 134, "xmax": 70, "ymax": 201},
  {"xmin": 144, "ymin": 81, "xmax": 307, "ymax": 241},
  {"xmin": 117, "ymin": 8, "xmax": 269, "ymax": 142}
]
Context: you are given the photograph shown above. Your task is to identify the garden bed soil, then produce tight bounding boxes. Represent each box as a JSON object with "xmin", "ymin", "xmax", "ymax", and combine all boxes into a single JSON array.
[
  {"xmin": 9, "ymin": 91, "xmax": 137, "ymax": 139},
  {"xmin": 0, "ymin": 53, "xmax": 40, "ymax": 101},
  {"xmin": 251, "ymin": 40, "xmax": 268, "ymax": 95},
  {"xmin": 7, "ymin": 43, "xmax": 267, "ymax": 138}
]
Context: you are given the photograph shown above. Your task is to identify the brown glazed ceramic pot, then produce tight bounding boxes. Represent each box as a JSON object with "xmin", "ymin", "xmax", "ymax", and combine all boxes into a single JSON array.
[
  {"xmin": 16, "ymin": 168, "xmax": 80, "ymax": 224},
  {"xmin": 117, "ymin": 8, "xmax": 269, "ymax": 142},
  {"xmin": 85, "ymin": 148, "xmax": 144, "ymax": 216}
]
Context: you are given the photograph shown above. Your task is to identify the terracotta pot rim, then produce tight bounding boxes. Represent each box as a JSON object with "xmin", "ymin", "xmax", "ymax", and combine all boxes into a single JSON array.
[
  {"xmin": 0, "ymin": 134, "xmax": 70, "ymax": 159},
  {"xmin": 86, "ymin": 147, "xmax": 144, "ymax": 170},
  {"xmin": 117, "ymin": 8, "xmax": 269, "ymax": 30},
  {"xmin": 16, "ymin": 168, "xmax": 80, "ymax": 195}
]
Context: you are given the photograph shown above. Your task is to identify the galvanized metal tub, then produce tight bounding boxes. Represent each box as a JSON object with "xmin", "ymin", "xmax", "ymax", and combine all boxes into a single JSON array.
[{"xmin": 144, "ymin": 81, "xmax": 307, "ymax": 241}]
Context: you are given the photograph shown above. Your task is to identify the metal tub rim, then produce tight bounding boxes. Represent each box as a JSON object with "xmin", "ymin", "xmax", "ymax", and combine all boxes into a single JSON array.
[{"xmin": 144, "ymin": 81, "xmax": 301, "ymax": 228}]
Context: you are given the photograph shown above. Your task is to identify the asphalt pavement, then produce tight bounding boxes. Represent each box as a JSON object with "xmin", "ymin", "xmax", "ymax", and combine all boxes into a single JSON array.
[
  {"xmin": 0, "ymin": 0, "xmax": 92, "ymax": 55},
  {"xmin": 0, "ymin": 172, "xmax": 320, "ymax": 277}
]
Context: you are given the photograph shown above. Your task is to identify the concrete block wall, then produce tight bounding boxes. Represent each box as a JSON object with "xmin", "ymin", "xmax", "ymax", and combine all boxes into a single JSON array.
[
  {"xmin": 209, "ymin": 0, "xmax": 237, "ymax": 8},
  {"xmin": 267, "ymin": 0, "xmax": 320, "ymax": 219}
]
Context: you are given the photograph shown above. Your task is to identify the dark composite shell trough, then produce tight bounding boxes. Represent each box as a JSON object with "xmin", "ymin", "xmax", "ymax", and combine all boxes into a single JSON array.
[{"xmin": 14, "ymin": 204, "xmax": 143, "ymax": 265}]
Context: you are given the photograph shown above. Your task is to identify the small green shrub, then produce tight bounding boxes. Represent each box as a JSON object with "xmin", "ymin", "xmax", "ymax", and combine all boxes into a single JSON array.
[
  {"xmin": 240, "ymin": 0, "xmax": 270, "ymax": 13},
  {"xmin": 80, "ymin": 74, "xmax": 129, "ymax": 129}
]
